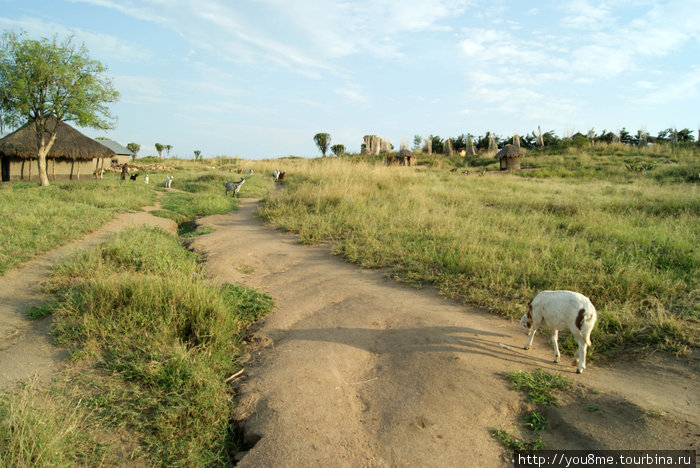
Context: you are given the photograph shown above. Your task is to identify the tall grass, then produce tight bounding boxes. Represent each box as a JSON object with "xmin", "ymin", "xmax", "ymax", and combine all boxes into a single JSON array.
[
  {"xmin": 0, "ymin": 227, "xmax": 273, "ymax": 466},
  {"xmin": 0, "ymin": 178, "xmax": 154, "ymax": 275},
  {"xmin": 257, "ymin": 157, "xmax": 698, "ymax": 355}
]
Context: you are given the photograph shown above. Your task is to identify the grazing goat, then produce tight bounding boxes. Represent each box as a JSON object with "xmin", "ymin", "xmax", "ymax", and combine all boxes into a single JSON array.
[
  {"xmin": 164, "ymin": 175, "xmax": 173, "ymax": 188},
  {"xmin": 272, "ymin": 169, "xmax": 280, "ymax": 183},
  {"xmin": 246, "ymin": 169, "xmax": 254, "ymax": 175},
  {"xmin": 129, "ymin": 173, "xmax": 139, "ymax": 181},
  {"xmin": 225, "ymin": 178, "xmax": 245, "ymax": 197},
  {"xmin": 144, "ymin": 174, "xmax": 149, "ymax": 184},
  {"xmin": 520, "ymin": 290, "xmax": 597, "ymax": 374},
  {"xmin": 278, "ymin": 171, "xmax": 285, "ymax": 182}
]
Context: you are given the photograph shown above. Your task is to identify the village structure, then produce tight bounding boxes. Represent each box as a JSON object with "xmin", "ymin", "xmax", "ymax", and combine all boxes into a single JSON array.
[{"xmin": 0, "ymin": 117, "xmax": 134, "ymax": 182}]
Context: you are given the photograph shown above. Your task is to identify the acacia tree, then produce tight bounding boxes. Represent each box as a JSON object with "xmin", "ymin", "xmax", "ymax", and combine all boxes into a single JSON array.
[
  {"xmin": 155, "ymin": 142, "xmax": 164, "ymax": 159},
  {"xmin": 126, "ymin": 142, "xmax": 140, "ymax": 161},
  {"xmin": 165, "ymin": 144, "xmax": 172, "ymax": 158},
  {"xmin": 313, "ymin": 133, "xmax": 331, "ymax": 157},
  {"xmin": 194, "ymin": 150, "xmax": 201, "ymax": 161},
  {"xmin": 330, "ymin": 144, "xmax": 345, "ymax": 157},
  {"xmin": 0, "ymin": 32, "xmax": 119, "ymax": 186}
]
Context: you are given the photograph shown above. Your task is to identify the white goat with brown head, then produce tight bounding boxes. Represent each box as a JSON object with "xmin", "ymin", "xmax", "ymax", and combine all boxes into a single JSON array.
[{"xmin": 520, "ymin": 290, "xmax": 597, "ymax": 374}]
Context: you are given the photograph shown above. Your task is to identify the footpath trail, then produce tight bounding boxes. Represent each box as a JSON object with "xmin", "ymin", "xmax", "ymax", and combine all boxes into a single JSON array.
[
  {"xmin": 0, "ymin": 196, "xmax": 176, "ymax": 390},
  {"xmin": 191, "ymin": 199, "xmax": 699, "ymax": 467}
]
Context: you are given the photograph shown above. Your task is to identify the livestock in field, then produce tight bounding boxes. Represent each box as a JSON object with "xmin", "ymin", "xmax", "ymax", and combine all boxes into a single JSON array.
[{"xmin": 520, "ymin": 290, "xmax": 597, "ymax": 374}]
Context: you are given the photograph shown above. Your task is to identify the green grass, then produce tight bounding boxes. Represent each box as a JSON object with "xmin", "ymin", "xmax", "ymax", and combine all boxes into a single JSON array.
[
  {"xmin": 506, "ymin": 369, "xmax": 571, "ymax": 406},
  {"xmin": 0, "ymin": 178, "xmax": 154, "ymax": 275},
  {"xmin": 25, "ymin": 303, "xmax": 55, "ymax": 320},
  {"xmin": 152, "ymin": 170, "xmax": 272, "ymax": 230},
  {"xmin": 491, "ymin": 429, "xmax": 545, "ymax": 453},
  {"xmin": 0, "ymin": 226, "xmax": 274, "ymax": 466},
  {"xmin": 256, "ymin": 152, "xmax": 699, "ymax": 356}
]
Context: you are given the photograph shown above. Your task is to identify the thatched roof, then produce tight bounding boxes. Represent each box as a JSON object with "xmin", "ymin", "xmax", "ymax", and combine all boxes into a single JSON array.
[
  {"xmin": 0, "ymin": 117, "xmax": 115, "ymax": 161},
  {"xmin": 396, "ymin": 148, "xmax": 416, "ymax": 158},
  {"xmin": 494, "ymin": 144, "xmax": 524, "ymax": 160}
]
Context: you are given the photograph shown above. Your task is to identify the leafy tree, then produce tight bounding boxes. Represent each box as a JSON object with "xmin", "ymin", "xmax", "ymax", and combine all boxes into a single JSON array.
[
  {"xmin": 155, "ymin": 142, "xmax": 164, "ymax": 159},
  {"xmin": 427, "ymin": 134, "xmax": 444, "ymax": 154},
  {"xmin": 165, "ymin": 144, "xmax": 172, "ymax": 158},
  {"xmin": 313, "ymin": 133, "xmax": 331, "ymax": 157},
  {"xmin": 676, "ymin": 128, "xmax": 695, "ymax": 143},
  {"xmin": 619, "ymin": 127, "xmax": 632, "ymax": 145},
  {"xmin": 194, "ymin": 150, "xmax": 202, "ymax": 161},
  {"xmin": 412, "ymin": 135, "xmax": 422, "ymax": 150},
  {"xmin": 330, "ymin": 144, "xmax": 345, "ymax": 157},
  {"xmin": 126, "ymin": 142, "xmax": 140, "ymax": 161},
  {"xmin": 0, "ymin": 31, "xmax": 119, "ymax": 186}
]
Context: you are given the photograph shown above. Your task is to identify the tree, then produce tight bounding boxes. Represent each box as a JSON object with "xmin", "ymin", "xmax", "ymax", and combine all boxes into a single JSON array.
[
  {"xmin": 194, "ymin": 150, "xmax": 202, "ymax": 161},
  {"xmin": 155, "ymin": 142, "xmax": 164, "ymax": 159},
  {"xmin": 412, "ymin": 135, "xmax": 422, "ymax": 150},
  {"xmin": 165, "ymin": 144, "xmax": 172, "ymax": 158},
  {"xmin": 126, "ymin": 142, "xmax": 140, "ymax": 161},
  {"xmin": 330, "ymin": 144, "xmax": 345, "ymax": 157},
  {"xmin": 0, "ymin": 31, "xmax": 119, "ymax": 186},
  {"xmin": 313, "ymin": 133, "xmax": 331, "ymax": 157}
]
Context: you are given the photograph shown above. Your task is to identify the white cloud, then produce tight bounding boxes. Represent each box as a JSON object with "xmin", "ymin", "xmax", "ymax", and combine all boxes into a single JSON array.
[{"xmin": 0, "ymin": 16, "xmax": 151, "ymax": 62}]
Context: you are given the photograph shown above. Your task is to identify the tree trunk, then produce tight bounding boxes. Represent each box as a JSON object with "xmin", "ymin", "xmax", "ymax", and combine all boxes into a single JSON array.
[
  {"xmin": 94, "ymin": 158, "xmax": 99, "ymax": 178},
  {"xmin": 100, "ymin": 157, "xmax": 105, "ymax": 179},
  {"xmin": 21, "ymin": 160, "xmax": 25, "ymax": 180},
  {"xmin": 70, "ymin": 160, "xmax": 74, "ymax": 180}
]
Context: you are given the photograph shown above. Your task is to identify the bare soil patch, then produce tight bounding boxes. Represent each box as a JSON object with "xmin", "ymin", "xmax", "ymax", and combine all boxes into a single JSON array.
[{"xmin": 190, "ymin": 199, "xmax": 699, "ymax": 467}]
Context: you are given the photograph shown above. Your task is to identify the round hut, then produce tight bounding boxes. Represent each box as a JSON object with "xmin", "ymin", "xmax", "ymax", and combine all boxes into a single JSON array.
[
  {"xmin": 494, "ymin": 144, "xmax": 524, "ymax": 171},
  {"xmin": 0, "ymin": 116, "xmax": 115, "ymax": 181},
  {"xmin": 394, "ymin": 148, "xmax": 416, "ymax": 166}
]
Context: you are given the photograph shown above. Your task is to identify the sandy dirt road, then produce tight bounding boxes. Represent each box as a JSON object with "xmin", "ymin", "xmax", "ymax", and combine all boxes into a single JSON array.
[{"xmin": 191, "ymin": 199, "xmax": 699, "ymax": 467}]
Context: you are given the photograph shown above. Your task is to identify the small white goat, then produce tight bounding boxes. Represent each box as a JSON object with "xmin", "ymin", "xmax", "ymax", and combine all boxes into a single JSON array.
[
  {"xmin": 144, "ymin": 174, "xmax": 149, "ymax": 184},
  {"xmin": 520, "ymin": 290, "xmax": 597, "ymax": 374},
  {"xmin": 165, "ymin": 175, "xmax": 173, "ymax": 188},
  {"xmin": 225, "ymin": 178, "xmax": 245, "ymax": 197},
  {"xmin": 272, "ymin": 169, "xmax": 280, "ymax": 183}
]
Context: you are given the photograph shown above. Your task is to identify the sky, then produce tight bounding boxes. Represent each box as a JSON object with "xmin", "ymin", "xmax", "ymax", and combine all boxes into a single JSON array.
[{"xmin": 1, "ymin": 0, "xmax": 699, "ymax": 159}]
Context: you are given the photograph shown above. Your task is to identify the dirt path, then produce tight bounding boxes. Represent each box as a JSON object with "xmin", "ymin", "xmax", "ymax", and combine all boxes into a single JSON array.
[
  {"xmin": 0, "ymin": 197, "xmax": 176, "ymax": 389},
  {"xmin": 191, "ymin": 199, "xmax": 699, "ymax": 467}
]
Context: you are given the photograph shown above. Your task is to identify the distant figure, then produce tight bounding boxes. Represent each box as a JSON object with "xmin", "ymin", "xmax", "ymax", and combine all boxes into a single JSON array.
[
  {"xmin": 278, "ymin": 171, "xmax": 286, "ymax": 182},
  {"xmin": 236, "ymin": 168, "xmax": 243, "ymax": 174},
  {"xmin": 246, "ymin": 169, "xmax": 254, "ymax": 175},
  {"xmin": 121, "ymin": 163, "xmax": 129, "ymax": 181},
  {"xmin": 129, "ymin": 173, "xmax": 139, "ymax": 181},
  {"xmin": 165, "ymin": 175, "xmax": 173, "ymax": 188},
  {"xmin": 144, "ymin": 174, "xmax": 149, "ymax": 184}
]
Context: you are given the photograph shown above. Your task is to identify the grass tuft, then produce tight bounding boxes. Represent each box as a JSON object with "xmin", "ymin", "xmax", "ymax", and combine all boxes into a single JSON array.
[{"xmin": 506, "ymin": 369, "xmax": 571, "ymax": 406}]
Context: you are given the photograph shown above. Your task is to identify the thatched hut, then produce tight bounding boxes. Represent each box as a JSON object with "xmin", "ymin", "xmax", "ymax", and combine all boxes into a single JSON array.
[
  {"xmin": 393, "ymin": 148, "xmax": 416, "ymax": 166},
  {"xmin": 494, "ymin": 144, "xmax": 523, "ymax": 171},
  {"xmin": 0, "ymin": 117, "xmax": 115, "ymax": 182}
]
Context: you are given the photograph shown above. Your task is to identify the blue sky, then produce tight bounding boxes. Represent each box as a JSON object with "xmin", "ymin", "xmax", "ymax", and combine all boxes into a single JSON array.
[{"xmin": 1, "ymin": 0, "xmax": 699, "ymax": 159}]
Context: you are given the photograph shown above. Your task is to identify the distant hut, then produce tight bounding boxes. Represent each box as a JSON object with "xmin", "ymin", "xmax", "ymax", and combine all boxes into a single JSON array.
[
  {"xmin": 394, "ymin": 148, "xmax": 416, "ymax": 166},
  {"xmin": 96, "ymin": 138, "xmax": 133, "ymax": 166},
  {"xmin": 494, "ymin": 144, "xmax": 523, "ymax": 171},
  {"xmin": 0, "ymin": 117, "xmax": 115, "ymax": 182}
]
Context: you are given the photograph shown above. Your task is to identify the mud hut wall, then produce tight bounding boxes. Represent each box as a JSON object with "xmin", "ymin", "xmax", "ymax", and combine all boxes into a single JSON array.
[{"xmin": 4, "ymin": 157, "xmax": 113, "ymax": 180}]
